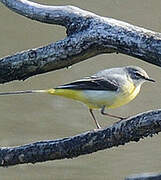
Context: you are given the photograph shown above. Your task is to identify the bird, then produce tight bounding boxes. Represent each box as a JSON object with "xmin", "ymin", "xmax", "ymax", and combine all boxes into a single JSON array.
[{"xmin": 0, "ymin": 66, "xmax": 155, "ymax": 129}]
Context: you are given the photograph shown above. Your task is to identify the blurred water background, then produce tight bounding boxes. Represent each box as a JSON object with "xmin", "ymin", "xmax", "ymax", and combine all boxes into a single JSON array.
[{"xmin": 0, "ymin": 0, "xmax": 161, "ymax": 179}]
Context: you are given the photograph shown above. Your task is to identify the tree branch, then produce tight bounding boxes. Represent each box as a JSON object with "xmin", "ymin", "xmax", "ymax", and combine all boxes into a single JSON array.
[
  {"xmin": 0, "ymin": 0, "xmax": 96, "ymax": 27},
  {"xmin": 0, "ymin": 0, "xmax": 161, "ymax": 83},
  {"xmin": 0, "ymin": 109, "xmax": 161, "ymax": 167},
  {"xmin": 125, "ymin": 173, "xmax": 161, "ymax": 180}
]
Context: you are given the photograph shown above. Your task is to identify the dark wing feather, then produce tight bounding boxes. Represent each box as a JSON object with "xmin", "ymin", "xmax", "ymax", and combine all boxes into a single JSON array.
[{"xmin": 56, "ymin": 78, "xmax": 118, "ymax": 91}]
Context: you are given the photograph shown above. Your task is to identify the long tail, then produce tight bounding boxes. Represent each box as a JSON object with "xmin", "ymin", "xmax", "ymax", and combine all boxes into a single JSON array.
[{"xmin": 0, "ymin": 89, "xmax": 55, "ymax": 96}]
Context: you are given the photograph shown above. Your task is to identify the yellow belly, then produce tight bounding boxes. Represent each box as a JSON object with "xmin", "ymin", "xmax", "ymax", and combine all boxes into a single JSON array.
[
  {"xmin": 108, "ymin": 82, "xmax": 141, "ymax": 109},
  {"xmin": 109, "ymin": 85, "xmax": 140, "ymax": 109},
  {"xmin": 47, "ymin": 83, "xmax": 141, "ymax": 109}
]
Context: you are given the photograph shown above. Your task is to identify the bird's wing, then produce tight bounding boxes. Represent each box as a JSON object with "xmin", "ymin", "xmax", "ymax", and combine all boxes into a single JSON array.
[{"xmin": 56, "ymin": 77, "xmax": 118, "ymax": 91}]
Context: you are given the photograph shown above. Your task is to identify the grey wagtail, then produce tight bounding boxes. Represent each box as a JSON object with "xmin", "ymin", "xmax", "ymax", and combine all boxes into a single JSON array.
[{"xmin": 0, "ymin": 66, "xmax": 155, "ymax": 129}]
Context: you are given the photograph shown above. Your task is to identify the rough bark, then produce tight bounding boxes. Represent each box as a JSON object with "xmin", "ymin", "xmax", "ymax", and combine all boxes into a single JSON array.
[
  {"xmin": 0, "ymin": 0, "xmax": 161, "ymax": 83},
  {"xmin": 0, "ymin": 109, "xmax": 161, "ymax": 167},
  {"xmin": 0, "ymin": 0, "xmax": 161, "ymax": 168}
]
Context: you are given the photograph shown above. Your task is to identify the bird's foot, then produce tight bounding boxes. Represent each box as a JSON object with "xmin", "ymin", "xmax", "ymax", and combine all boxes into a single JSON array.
[
  {"xmin": 114, "ymin": 116, "xmax": 129, "ymax": 124},
  {"xmin": 93, "ymin": 128, "xmax": 102, "ymax": 132}
]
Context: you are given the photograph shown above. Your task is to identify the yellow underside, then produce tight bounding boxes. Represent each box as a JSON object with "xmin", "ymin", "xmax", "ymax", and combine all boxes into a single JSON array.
[
  {"xmin": 47, "ymin": 88, "xmax": 88, "ymax": 102},
  {"xmin": 47, "ymin": 82, "xmax": 140, "ymax": 110}
]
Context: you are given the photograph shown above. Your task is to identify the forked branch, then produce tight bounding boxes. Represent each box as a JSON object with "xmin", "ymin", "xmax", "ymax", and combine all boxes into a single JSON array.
[
  {"xmin": 0, "ymin": 0, "xmax": 161, "ymax": 83},
  {"xmin": 0, "ymin": 109, "xmax": 161, "ymax": 167}
]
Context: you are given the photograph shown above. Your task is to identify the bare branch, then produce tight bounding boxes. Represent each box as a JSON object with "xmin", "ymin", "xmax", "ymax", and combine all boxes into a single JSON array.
[
  {"xmin": 0, "ymin": 0, "xmax": 96, "ymax": 27},
  {"xmin": 0, "ymin": 0, "xmax": 161, "ymax": 83},
  {"xmin": 0, "ymin": 34, "xmax": 110, "ymax": 83},
  {"xmin": 125, "ymin": 173, "xmax": 161, "ymax": 180},
  {"xmin": 0, "ymin": 109, "xmax": 161, "ymax": 167}
]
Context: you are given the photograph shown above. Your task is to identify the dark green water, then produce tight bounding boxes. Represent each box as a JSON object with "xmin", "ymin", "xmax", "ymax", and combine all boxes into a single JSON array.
[{"xmin": 0, "ymin": 0, "xmax": 161, "ymax": 179}]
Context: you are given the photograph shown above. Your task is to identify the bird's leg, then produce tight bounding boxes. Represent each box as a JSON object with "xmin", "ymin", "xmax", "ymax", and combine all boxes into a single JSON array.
[
  {"xmin": 89, "ymin": 109, "xmax": 101, "ymax": 129},
  {"xmin": 101, "ymin": 105, "xmax": 126, "ymax": 120}
]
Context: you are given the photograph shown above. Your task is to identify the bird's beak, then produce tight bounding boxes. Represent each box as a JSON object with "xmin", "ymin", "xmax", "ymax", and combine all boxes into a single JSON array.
[{"xmin": 145, "ymin": 77, "xmax": 155, "ymax": 82}]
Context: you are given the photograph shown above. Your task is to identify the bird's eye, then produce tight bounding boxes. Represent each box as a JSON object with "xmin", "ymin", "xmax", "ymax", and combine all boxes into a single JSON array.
[
  {"xmin": 135, "ymin": 72, "xmax": 144, "ymax": 79},
  {"xmin": 135, "ymin": 72, "xmax": 141, "ymax": 76}
]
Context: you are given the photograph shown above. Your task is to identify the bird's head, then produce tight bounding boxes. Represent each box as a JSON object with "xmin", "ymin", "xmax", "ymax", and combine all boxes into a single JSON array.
[{"xmin": 125, "ymin": 66, "xmax": 155, "ymax": 86}]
